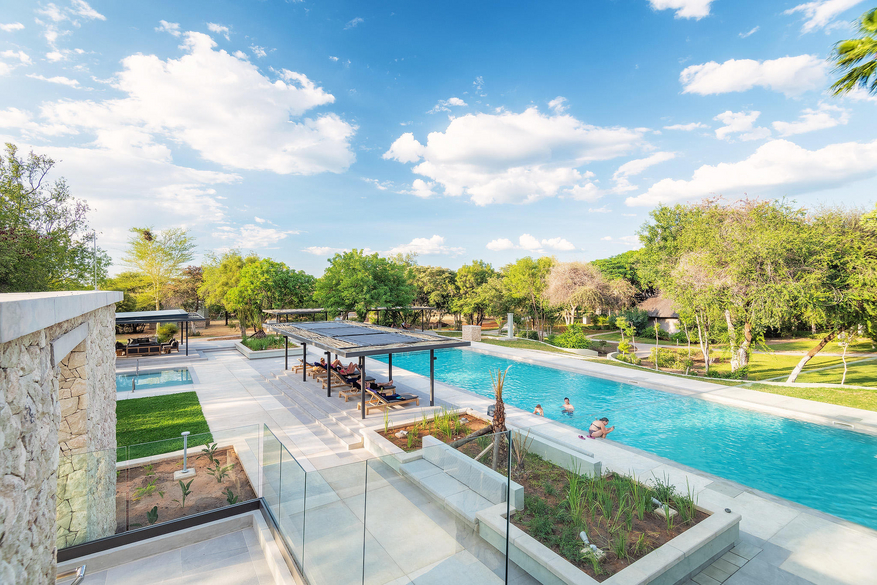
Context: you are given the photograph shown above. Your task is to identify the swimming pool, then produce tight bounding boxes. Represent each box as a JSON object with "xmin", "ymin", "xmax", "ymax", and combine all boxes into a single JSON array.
[
  {"xmin": 375, "ymin": 349, "xmax": 877, "ymax": 531},
  {"xmin": 116, "ymin": 368, "xmax": 193, "ymax": 392}
]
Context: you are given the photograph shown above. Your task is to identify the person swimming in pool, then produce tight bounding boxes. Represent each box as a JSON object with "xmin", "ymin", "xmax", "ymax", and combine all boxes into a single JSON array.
[
  {"xmin": 588, "ymin": 417, "xmax": 615, "ymax": 438},
  {"xmin": 533, "ymin": 404, "xmax": 544, "ymax": 416},
  {"xmin": 562, "ymin": 397, "xmax": 574, "ymax": 415}
]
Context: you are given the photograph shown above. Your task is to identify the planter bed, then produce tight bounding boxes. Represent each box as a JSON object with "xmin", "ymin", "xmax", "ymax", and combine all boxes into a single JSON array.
[
  {"xmin": 116, "ymin": 446, "xmax": 256, "ymax": 533},
  {"xmin": 234, "ymin": 341, "xmax": 302, "ymax": 360}
]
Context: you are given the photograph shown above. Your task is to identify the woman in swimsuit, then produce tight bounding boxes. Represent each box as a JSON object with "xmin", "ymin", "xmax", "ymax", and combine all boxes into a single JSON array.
[{"xmin": 588, "ymin": 417, "xmax": 615, "ymax": 438}]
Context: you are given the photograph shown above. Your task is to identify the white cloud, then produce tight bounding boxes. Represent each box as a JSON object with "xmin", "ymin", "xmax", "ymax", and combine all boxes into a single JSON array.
[
  {"xmin": 232, "ymin": 50, "xmax": 247, "ymax": 60},
  {"xmin": 404, "ymin": 179, "xmax": 436, "ymax": 198},
  {"xmin": 648, "ymin": 0, "xmax": 715, "ymax": 19},
  {"xmin": 663, "ymin": 122, "xmax": 708, "ymax": 131},
  {"xmin": 0, "ymin": 22, "xmax": 25, "ymax": 32},
  {"xmin": 46, "ymin": 50, "xmax": 67, "ymax": 62},
  {"xmin": 70, "ymin": 0, "xmax": 105, "ymax": 21},
  {"xmin": 619, "ymin": 236, "xmax": 640, "ymax": 246},
  {"xmin": 254, "ymin": 216, "xmax": 267, "ymax": 223},
  {"xmin": 344, "ymin": 17, "xmax": 364, "ymax": 29},
  {"xmin": 213, "ymin": 224, "xmax": 298, "ymax": 249},
  {"xmin": 38, "ymin": 3, "xmax": 68, "ymax": 23},
  {"xmin": 714, "ymin": 110, "xmax": 771, "ymax": 141},
  {"xmin": 785, "ymin": 0, "xmax": 864, "ymax": 33},
  {"xmin": 329, "ymin": 56, "xmax": 339, "ymax": 62},
  {"xmin": 542, "ymin": 237, "xmax": 576, "ymax": 251},
  {"xmin": 772, "ymin": 103, "xmax": 849, "ymax": 136},
  {"xmin": 26, "ymin": 73, "xmax": 80, "ymax": 87},
  {"xmin": 303, "ymin": 246, "xmax": 348, "ymax": 256},
  {"xmin": 156, "ymin": 20, "xmax": 181, "ymax": 37},
  {"xmin": 613, "ymin": 152, "xmax": 676, "ymax": 178},
  {"xmin": 27, "ymin": 31, "xmax": 354, "ymax": 175},
  {"xmin": 384, "ymin": 107, "xmax": 646, "ymax": 205},
  {"xmin": 601, "ymin": 236, "xmax": 613, "ymax": 241},
  {"xmin": 563, "ymin": 182, "xmax": 602, "ymax": 201},
  {"xmin": 680, "ymin": 55, "xmax": 827, "ymax": 96},
  {"xmin": 486, "ymin": 234, "xmax": 574, "ymax": 252},
  {"xmin": 362, "ymin": 177, "xmax": 394, "ymax": 191},
  {"xmin": 627, "ymin": 138, "xmax": 877, "ymax": 207},
  {"xmin": 844, "ymin": 87, "xmax": 877, "ymax": 103},
  {"xmin": 250, "ymin": 45, "xmax": 267, "ymax": 58},
  {"xmin": 739, "ymin": 26, "xmax": 760, "ymax": 38},
  {"xmin": 589, "ymin": 206, "xmax": 612, "ymax": 213},
  {"xmin": 1, "ymin": 50, "xmax": 31, "ymax": 64},
  {"xmin": 486, "ymin": 238, "xmax": 516, "ymax": 251},
  {"xmin": 428, "ymin": 97, "xmax": 468, "ymax": 114},
  {"xmin": 383, "ymin": 132, "xmax": 425, "ymax": 163},
  {"xmin": 548, "ymin": 96, "xmax": 568, "ymax": 113},
  {"xmin": 385, "ymin": 235, "xmax": 464, "ymax": 256},
  {"xmin": 207, "ymin": 23, "xmax": 230, "ymax": 40}
]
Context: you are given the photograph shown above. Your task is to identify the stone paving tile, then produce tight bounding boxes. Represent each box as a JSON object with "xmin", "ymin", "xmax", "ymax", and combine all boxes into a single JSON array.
[
  {"xmin": 721, "ymin": 552, "xmax": 749, "ymax": 568},
  {"xmin": 693, "ymin": 572, "xmax": 723, "ymax": 585},
  {"xmin": 724, "ymin": 557, "xmax": 816, "ymax": 585},
  {"xmin": 712, "ymin": 557, "xmax": 742, "ymax": 576},
  {"xmin": 701, "ymin": 563, "xmax": 733, "ymax": 582},
  {"xmin": 731, "ymin": 541, "xmax": 763, "ymax": 560}
]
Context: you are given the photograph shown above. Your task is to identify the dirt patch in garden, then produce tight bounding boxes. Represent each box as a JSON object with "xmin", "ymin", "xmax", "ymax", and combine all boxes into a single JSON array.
[
  {"xmin": 117, "ymin": 446, "xmax": 256, "ymax": 532},
  {"xmin": 377, "ymin": 413, "xmax": 491, "ymax": 451}
]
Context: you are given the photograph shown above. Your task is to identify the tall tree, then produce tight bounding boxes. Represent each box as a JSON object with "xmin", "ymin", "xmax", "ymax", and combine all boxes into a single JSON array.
[
  {"xmin": 199, "ymin": 250, "xmax": 259, "ymax": 321},
  {"xmin": 546, "ymin": 261, "xmax": 635, "ymax": 325},
  {"xmin": 225, "ymin": 259, "xmax": 316, "ymax": 336},
  {"xmin": 503, "ymin": 256, "xmax": 554, "ymax": 340},
  {"xmin": 123, "ymin": 227, "xmax": 196, "ymax": 310},
  {"xmin": 166, "ymin": 266, "xmax": 204, "ymax": 313},
  {"xmin": 830, "ymin": 7, "xmax": 877, "ymax": 96},
  {"xmin": 411, "ymin": 265, "xmax": 457, "ymax": 327},
  {"xmin": 102, "ymin": 271, "xmax": 152, "ymax": 313},
  {"xmin": 314, "ymin": 249, "xmax": 415, "ymax": 321},
  {"xmin": 591, "ymin": 250, "xmax": 647, "ymax": 293},
  {"xmin": 452, "ymin": 260, "xmax": 497, "ymax": 325},
  {"xmin": 0, "ymin": 143, "xmax": 109, "ymax": 291}
]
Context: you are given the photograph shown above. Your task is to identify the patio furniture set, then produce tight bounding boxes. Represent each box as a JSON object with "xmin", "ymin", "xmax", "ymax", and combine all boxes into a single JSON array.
[{"xmin": 115, "ymin": 337, "xmax": 180, "ymax": 357}]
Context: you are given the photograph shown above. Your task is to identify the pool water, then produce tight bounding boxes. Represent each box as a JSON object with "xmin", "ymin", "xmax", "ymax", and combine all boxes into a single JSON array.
[
  {"xmin": 375, "ymin": 349, "xmax": 877, "ymax": 531},
  {"xmin": 116, "ymin": 368, "xmax": 193, "ymax": 392}
]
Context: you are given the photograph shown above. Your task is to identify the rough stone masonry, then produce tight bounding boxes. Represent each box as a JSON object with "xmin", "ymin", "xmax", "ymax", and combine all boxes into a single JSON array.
[{"xmin": 0, "ymin": 292, "xmax": 120, "ymax": 585}]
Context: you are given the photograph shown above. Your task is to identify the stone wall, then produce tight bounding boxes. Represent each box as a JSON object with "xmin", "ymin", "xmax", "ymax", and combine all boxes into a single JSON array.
[{"xmin": 0, "ymin": 293, "xmax": 119, "ymax": 585}]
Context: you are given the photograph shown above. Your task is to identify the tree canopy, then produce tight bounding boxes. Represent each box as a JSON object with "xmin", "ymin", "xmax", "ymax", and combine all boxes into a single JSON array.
[
  {"xmin": 123, "ymin": 226, "xmax": 196, "ymax": 310},
  {"xmin": 0, "ymin": 143, "xmax": 109, "ymax": 292},
  {"xmin": 225, "ymin": 258, "xmax": 316, "ymax": 335},
  {"xmin": 314, "ymin": 249, "xmax": 415, "ymax": 320}
]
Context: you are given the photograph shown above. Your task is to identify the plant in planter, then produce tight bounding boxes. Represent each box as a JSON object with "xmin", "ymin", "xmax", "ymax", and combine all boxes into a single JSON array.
[
  {"xmin": 146, "ymin": 506, "xmax": 159, "ymax": 525},
  {"xmin": 490, "ymin": 366, "xmax": 511, "ymax": 471},
  {"xmin": 224, "ymin": 488, "xmax": 240, "ymax": 505},
  {"xmin": 173, "ymin": 478, "xmax": 194, "ymax": 509},
  {"xmin": 208, "ymin": 462, "xmax": 235, "ymax": 483}
]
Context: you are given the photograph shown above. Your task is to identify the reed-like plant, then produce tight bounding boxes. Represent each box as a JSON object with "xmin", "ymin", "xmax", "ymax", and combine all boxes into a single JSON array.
[
  {"xmin": 633, "ymin": 533, "xmax": 648, "ymax": 556},
  {"xmin": 611, "ymin": 530, "xmax": 630, "ymax": 560},
  {"xmin": 511, "ymin": 430, "xmax": 534, "ymax": 471},
  {"xmin": 566, "ymin": 461, "xmax": 587, "ymax": 522}
]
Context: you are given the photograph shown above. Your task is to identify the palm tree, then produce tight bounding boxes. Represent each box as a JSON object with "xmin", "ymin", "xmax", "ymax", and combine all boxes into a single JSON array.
[
  {"xmin": 490, "ymin": 366, "xmax": 510, "ymax": 470},
  {"xmin": 830, "ymin": 8, "xmax": 877, "ymax": 96}
]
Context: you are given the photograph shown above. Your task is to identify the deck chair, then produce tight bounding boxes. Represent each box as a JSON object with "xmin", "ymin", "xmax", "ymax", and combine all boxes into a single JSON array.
[
  {"xmin": 322, "ymin": 370, "xmax": 352, "ymax": 392},
  {"xmin": 291, "ymin": 359, "xmax": 307, "ymax": 374},
  {"xmin": 356, "ymin": 388, "xmax": 419, "ymax": 415}
]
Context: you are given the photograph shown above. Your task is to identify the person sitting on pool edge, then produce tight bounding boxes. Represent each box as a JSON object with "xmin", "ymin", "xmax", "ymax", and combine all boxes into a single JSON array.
[
  {"xmin": 588, "ymin": 417, "xmax": 614, "ymax": 438},
  {"xmin": 562, "ymin": 398, "xmax": 574, "ymax": 415},
  {"xmin": 533, "ymin": 404, "xmax": 544, "ymax": 416}
]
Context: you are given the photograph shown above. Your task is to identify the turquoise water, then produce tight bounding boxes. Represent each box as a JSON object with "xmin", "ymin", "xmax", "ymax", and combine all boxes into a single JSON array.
[
  {"xmin": 376, "ymin": 349, "xmax": 877, "ymax": 531},
  {"xmin": 116, "ymin": 368, "xmax": 192, "ymax": 392}
]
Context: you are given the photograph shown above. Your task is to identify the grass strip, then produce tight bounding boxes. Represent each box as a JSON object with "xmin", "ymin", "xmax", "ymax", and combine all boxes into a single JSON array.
[{"xmin": 116, "ymin": 391, "xmax": 212, "ymax": 461}]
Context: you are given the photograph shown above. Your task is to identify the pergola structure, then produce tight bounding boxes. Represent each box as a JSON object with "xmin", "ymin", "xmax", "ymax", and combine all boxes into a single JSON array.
[
  {"xmin": 114, "ymin": 309, "xmax": 203, "ymax": 356},
  {"xmin": 266, "ymin": 320, "xmax": 469, "ymax": 419},
  {"xmin": 265, "ymin": 306, "xmax": 437, "ymax": 331}
]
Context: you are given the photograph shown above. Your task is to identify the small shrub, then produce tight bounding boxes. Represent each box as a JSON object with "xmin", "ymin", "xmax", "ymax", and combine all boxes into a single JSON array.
[
  {"xmin": 146, "ymin": 506, "xmax": 159, "ymax": 525},
  {"xmin": 642, "ymin": 326, "xmax": 670, "ymax": 341},
  {"xmin": 517, "ymin": 330, "xmax": 540, "ymax": 340},
  {"xmin": 551, "ymin": 323, "xmax": 593, "ymax": 349},
  {"xmin": 224, "ymin": 488, "xmax": 240, "ymax": 505},
  {"xmin": 620, "ymin": 308, "xmax": 649, "ymax": 334},
  {"xmin": 706, "ymin": 366, "xmax": 750, "ymax": 380},
  {"xmin": 157, "ymin": 323, "xmax": 179, "ymax": 343},
  {"xmin": 649, "ymin": 347, "xmax": 677, "ymax": 368},
  {"xmin": 241, "ymin": 334, "xmax": 285, "ymax": 351}
]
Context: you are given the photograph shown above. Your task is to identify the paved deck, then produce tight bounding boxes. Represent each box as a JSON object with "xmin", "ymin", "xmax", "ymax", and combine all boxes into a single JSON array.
[{"xmin": 118, "ymin": 338, "xmax": 877, "ymax": 585}]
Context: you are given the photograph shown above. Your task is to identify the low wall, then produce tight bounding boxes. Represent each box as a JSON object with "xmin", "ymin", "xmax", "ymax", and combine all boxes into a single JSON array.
[{"xmin": 235, "ymin": 342, "xmax": 303, "ymax": 360}]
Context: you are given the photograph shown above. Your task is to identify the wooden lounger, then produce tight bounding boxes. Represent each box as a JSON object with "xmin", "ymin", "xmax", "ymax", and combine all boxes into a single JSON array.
[
  {"xmin": 356, "ymin": 388, "xmax": 419, "ymax": 414},
  {"xmin": 291, "ymin": 359, "xmax": 307, "ymax": 374},
  {"xmin": 339, "ymin": 380, "xmax": 394, "ymax": 402},
  {"xmin": 321, "ymin": 370, "xmax": 352, "ymax": 391}
]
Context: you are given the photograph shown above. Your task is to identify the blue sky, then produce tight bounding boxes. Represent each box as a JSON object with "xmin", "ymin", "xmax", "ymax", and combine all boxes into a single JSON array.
[{"xmin": 1, "ymin": 0, "xmax": 876, "ymax": 276}]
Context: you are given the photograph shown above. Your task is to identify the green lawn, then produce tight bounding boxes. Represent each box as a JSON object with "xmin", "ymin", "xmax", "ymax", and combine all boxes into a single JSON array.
[
  {"xmin": 437, "ymin": 330, "xmax": 573, "ymax": 354},
  {"xmin": 740, "ymin": 383, "xmax": 877, "ymax": 412},
  {"xmin": 795, "ymin": 359, "xmax": 877, "ymax": 387},
  {"xmin": 589, "ymin": 331, "xmax": 625, "ymax": 342},
  {"xmin": 116, "ymin": 392, "xmax": 212, "ymax": 461},
  {"xmin": 764, "ymin": 337, "xmax": 877, "ymax": 354},
  {"xmin": 435, "ymin": 331, "xmax": 462, "ymax": 337},
  {"xmin": 710, "ymin": 353, "xmax": 865, "ymax": 381}
]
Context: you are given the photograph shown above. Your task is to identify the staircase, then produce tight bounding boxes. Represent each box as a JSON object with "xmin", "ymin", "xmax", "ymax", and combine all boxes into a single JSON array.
[{"xmin": 261, "ymin": 371, "xmax": 366, "ymax": 451}]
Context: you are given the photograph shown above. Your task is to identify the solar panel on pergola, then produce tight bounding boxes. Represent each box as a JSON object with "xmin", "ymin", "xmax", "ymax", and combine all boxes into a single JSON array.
[
  {"xmin": 266, "ymin": 320, "xmax": 469, "ymax": 418},
  {"xmin": 264, "ymin": 306, "xmax": 437, "ymax": 331}
]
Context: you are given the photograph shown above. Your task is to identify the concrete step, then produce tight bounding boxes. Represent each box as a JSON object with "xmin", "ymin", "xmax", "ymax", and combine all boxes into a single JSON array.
[
  {"xmin": 277, "ymin": 372, "xmax": 370, "ymax": 430},
  {"xmin": 265, "ymin": 375, "xmax": 363, "ymax": 451}
]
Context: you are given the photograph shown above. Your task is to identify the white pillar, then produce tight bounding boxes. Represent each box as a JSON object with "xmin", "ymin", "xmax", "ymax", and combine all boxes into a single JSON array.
[{"xmin": 507, "ymin": 313, "xmax": 514, "ymax": 339}]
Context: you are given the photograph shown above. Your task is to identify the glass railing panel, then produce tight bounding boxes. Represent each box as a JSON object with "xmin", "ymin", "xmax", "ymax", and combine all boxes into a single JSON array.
[
  {"xmin": 363, "ymin": 428, "xmax": 511, "ymax": 585},
  {"xmin": 302, "ymin": 459, "xmax": 367, "ymax": 585},
  {"xmin": 262, "ymin": 424, "xmax": 282, "ymax": 511},
  {"xmin": 277, "ymin": 443, "xmax": 306, "ymax": 564},
  {"xmin": 57, "ymin": 424, "xmax": 262, "ymax": 550}
]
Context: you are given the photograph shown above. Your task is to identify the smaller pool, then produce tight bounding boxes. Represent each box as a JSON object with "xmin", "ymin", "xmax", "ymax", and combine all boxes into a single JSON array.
[{"xmin": 116, "ymin": 368, "xmax": 193, "ymax": 392}]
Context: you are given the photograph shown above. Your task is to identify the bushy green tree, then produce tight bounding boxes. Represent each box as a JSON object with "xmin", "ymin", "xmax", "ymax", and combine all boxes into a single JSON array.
[
  {"xmin": 503, "ymin": 256, "xmax": 554, "ymax": 340},
  {"xmin": 411, "ymin": 265, "xmax": 456, "ymax": 327},
  {"xmin": 314, "ymin": 249, "xmax": 415, "ymax": 321},
  {"xmin": 226, "ymin": 259, "xmax": 316, "ymax": 336},
  {"xmin": 166, "ymin": 266, "xmax": 204, "ymax": 313},
  {"xmin": 103, "ymin": 271, "xmax": 152, "ymax": 313},
  {"xmin": 199, "ymin": 250, "xmax": 259, "ymax": 320},
  {"xmin": 0, "ymin": 143, "xmax": 109, "ymax": 291},
  {"xmin": 123, "ymin": 227, "xmax": 196, "ymax": 310},
  {"xmin": 451, "ymin": 260, "xmax": 496, "ymax": 325}
]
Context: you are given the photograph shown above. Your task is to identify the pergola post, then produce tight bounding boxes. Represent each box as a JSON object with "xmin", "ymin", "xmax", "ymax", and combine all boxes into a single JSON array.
[
  {"xmin": 302, "ymin": 343, "xmax": 307, "ymax": 381},
  {"xmin": 184, "ymin": 320, "xmax": 188, "ymax": 356},
  {"xmin": 388, "ymin": 354, "xmax": 393, "ymax": 380},
  {"xmin": 325, "ymin": 351, "xmax": 331, "ymax": 397},
  {"xmin": 360, "ymin": 356, "xmax": 366, "ymax": 420},
  {"xmin": 429, "ymin": 349, "xmax": 435, "ymax": 406},
  {"xmin": 284, "ymin": 337, "xmax": 288, "ymax": 371},
  {"xmin": 421, "ymin": 309, "xmax": 425, "ymax": 332}
]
